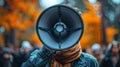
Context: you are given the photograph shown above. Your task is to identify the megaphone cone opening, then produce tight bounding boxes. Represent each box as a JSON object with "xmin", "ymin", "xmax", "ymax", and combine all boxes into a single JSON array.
[{"xmin": 36, "ymin": 5, "xmax": 84, "ymax": 50}]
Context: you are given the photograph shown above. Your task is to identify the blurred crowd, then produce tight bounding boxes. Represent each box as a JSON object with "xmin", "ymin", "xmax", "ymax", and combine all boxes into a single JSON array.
[
  {"xmin": 0, "ymin": 41, "xmax": 40, "ymax": 67},
  {"xmin": 86, "ymin": 40, "xmax": 120, "ymax": 67},
  {"xmin": 0, "ymin": 39, "xmax": 120, "ymax": 67}
]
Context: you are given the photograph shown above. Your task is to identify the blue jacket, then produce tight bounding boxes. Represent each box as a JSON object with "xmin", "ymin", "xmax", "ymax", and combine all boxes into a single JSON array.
[{"xmin": 22, "ymin": 46, "xmax": 98, "ymax": 67}]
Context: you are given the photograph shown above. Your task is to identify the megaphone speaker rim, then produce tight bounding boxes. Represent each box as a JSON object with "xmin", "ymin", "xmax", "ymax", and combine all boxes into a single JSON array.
[{"xmin": 36, "ymin": 5, "xmax": 84, "ymax": 50}]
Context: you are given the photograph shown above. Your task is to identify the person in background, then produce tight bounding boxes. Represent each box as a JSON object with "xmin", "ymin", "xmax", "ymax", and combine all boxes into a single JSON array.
[
  {"xmin": 17, "ymin": 41, "xmax": 33, "ymax": 67},
  {"xmin": 91, "ymin": 43, "xmax": 104, "ymax": 65},
  {"xmin": 100, "ymin": 40, "xmax": 120, "ymax": 67},
  {"xmin": 2, "ymin": 47, "xmax": 13, "ymax": 67},
  {"xmin": 7, "ymin": 43, "xmax": 20, "ymax": 67}
]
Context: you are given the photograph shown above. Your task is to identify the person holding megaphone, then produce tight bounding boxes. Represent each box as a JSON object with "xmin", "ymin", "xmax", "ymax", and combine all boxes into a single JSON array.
[{"xmin": 22, "ymin": 5, "xmax": 98, "ymax": 67}]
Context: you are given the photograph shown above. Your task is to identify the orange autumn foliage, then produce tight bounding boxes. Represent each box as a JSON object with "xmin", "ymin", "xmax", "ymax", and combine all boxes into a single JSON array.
[
  {"xmin": 0, "ymin": 0, "xmax": 41, "ymax": 30},
  {"xmin": 0, "ymin": 0, "xmax": 42, "ymax": 46},
  {"xmin": 80, "ymin": 1, "xmax": 102, "ymax": 49},
  {"xmin": 106, "ymin": 27, "xmax": 118, "ymax": 44},
  {"xmin": 30, "ymin": 32, "xmax": 43, "ymax": 46}
]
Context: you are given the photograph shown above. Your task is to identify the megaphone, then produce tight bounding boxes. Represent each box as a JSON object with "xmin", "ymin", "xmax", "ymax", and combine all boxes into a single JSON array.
[{"xmin": 36, "ymin": 5, "xmax": 84, "ymax": 50}]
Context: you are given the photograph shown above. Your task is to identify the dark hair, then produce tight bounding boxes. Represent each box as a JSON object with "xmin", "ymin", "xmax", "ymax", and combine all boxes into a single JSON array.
[{"xmin": 109, "ymin": 43, "xmax": 120, "ymax": 56}]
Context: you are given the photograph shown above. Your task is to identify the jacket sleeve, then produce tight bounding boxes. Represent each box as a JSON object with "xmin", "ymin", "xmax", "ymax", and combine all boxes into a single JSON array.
[
  {"xmin": 89, "ymin": 57, "xmax": 99, "ymax": 67},
  {"xmin": 21, "ymin": 46, "xmax": 53, "ymax": 67},
  {"xmin": 81, "ymin": 53, "xmax": 99, "ymax": 67},
  {"xmin": 85, "ymin": 53, "xmax": 99, "ymax": 67}
]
